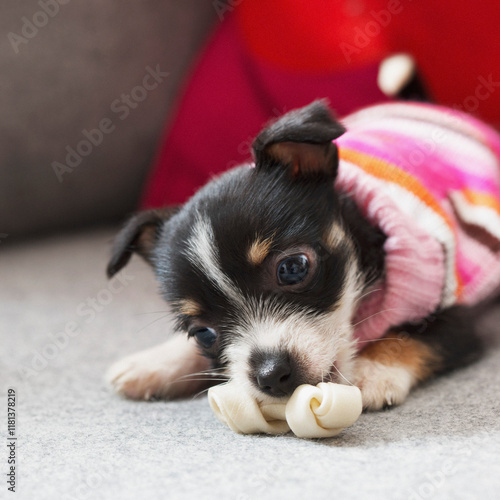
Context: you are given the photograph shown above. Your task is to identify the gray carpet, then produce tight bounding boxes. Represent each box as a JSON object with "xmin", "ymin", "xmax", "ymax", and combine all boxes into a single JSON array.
[{"xmin": 2, "ymin": 229, "xmax": 499, "ymax": 500}]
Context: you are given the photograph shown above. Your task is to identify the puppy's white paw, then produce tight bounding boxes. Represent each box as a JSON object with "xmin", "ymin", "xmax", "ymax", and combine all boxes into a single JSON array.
[
  {"xmin": 106, "ymin": 336, "xmax": 212, "ymax": 400},
  {"xmin": 106, "ymin": 351, "xmax": 176, "ymax": 400},
  {"xmin": 353, "ymin": 357, "xmax": 414, "ymax": 411}
]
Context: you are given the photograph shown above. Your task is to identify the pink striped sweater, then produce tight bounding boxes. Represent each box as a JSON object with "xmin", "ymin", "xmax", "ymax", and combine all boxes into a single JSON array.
[{"xmin": 334, "ymin": 103, "xmax": 500, "ymax": 344}]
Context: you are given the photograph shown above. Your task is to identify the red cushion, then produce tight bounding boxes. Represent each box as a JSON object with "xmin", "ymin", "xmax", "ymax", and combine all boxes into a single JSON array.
[{"xmin": 142, "ymin": 1, "xmax": 500, "ymax": 209}]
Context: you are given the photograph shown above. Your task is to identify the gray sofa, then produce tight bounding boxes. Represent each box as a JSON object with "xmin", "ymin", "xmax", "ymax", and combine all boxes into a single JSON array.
[
  {"xmin": 0, "ymin": 0, "xmax": 215, "ymax": 237},
  {"xmin": 2, "ymin": 3, "xmax": 499, "ymax": 499}
]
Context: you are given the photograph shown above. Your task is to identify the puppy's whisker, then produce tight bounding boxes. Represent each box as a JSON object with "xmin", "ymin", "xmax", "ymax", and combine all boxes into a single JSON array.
[
  {"xmin": 331, "ymin": 364, "xmax": 354, "ymax": 386},
  {"xmin": 173, "ymin": 376, "xmax": 228, "ymax": 384},
  {"xmin": 175, "ymin": 371, "xmax": 229, "ymax": 381},
  {"xmin": 355, "ymin": 337, "xmax": 406, "ymax": 344},
  {"xmin": 192, "ymin": 368, "xmax": 226, "ymax": 375},
  {"xmin": 134, "ymin": 310, "xmax": 171, "ymax": 316},
  {"xmin": 195, "ymin": 366, "xmax": 227, "ymax": 372},
  {"xmin": 135, "ymin": 314, "xmax": 171, "ymax": 334},
  {"xmin": 179, "ymin": 367, "xmax": 227, "ymax": 375},
  {"xmin": 163, "ymin": 377, "xmax": 229, "ymax": 392},
  {"xmin": 191, "ymin": 386, "xmax": 219, "ymax": 400},
  {"xmin": 171, "ymin": 377, "xmax": 229, "ymax": 383},
  {"xmin": 357, "ymin": 288, "xmax": 382, "ymax": 301},
  {"xmin": 352, "ymin": 308, "xmax": 408, "ymax": 328},
  {"xmin": 185, "ymin": 367, "xmax": 228, "ymax": 375}
]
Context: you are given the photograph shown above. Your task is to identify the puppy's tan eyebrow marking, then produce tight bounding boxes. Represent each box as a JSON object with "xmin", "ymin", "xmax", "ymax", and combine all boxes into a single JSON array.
[
  {"xmin": 177, "ymin": 299, "xmax": 202, "ymax": 317},
  {"xmin": 324, "ymin": 221, "xmax": 352, "ymax": 252},
  {"xmin": 247, "ymin": 236, "xmax": 274, "ymax": 266}
]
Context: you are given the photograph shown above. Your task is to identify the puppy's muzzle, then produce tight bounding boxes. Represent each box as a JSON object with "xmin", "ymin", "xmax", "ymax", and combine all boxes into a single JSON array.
[{"xmin": 250, "ymin": 349, "xmax": 300, "ymax": 397}]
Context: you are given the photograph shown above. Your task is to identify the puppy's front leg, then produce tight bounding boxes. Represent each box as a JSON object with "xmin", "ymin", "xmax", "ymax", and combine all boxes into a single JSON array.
[
  {"xmin": 353, "ymin": 306, "xmax": 483, "ymax": 410},
  {"xmin": 106, "ymin": 335, "xmax": 213, "ymax": 400},
  {"xmin": 353, "ymin": 334, "xmax": 439, "ymax": 410}
]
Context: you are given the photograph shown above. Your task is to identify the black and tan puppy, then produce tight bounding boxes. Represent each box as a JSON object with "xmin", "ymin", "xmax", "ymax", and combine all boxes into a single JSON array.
[{"xmin": 106, "ymin": 100, "xmax": 494, "ymax": 410}]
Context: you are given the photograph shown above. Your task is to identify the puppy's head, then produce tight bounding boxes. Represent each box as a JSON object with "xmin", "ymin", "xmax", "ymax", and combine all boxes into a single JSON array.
[{"xmin": 108, "ymin": 101, "xmax": 384, "ymax": 402}]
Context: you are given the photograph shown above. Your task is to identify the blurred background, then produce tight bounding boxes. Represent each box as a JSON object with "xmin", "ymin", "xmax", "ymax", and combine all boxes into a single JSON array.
[
  {"xmin": 1, "ymin": 0, "xmax": 500, "ymax": 242},
  {"xmin": 3, "ymin": 5, "xmax": 500, "ymax": 498},
  {"xmin": 0, "ymin": 0, "xmax": 216, "ymax": 239}
]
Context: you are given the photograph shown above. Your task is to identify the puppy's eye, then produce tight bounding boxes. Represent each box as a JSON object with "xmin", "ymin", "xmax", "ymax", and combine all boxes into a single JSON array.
[
  {"xmin": 277, "ymin": 254, "xmax": 309, "ymax": 285},
  {"xmin": 189, "ymin": 326, "xmax": 217, "ymax": 349}
]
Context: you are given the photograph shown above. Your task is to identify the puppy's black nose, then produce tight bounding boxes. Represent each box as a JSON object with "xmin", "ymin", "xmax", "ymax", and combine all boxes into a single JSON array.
[{"xmin": 251, "ymin": 350, "xmax": 296, "ymax": 397}]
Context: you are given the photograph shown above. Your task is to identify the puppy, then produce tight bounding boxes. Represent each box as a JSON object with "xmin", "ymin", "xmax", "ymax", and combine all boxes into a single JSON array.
[{"xmin": 106, "ymin": 100, "xmax": 500, "ymax": 410}]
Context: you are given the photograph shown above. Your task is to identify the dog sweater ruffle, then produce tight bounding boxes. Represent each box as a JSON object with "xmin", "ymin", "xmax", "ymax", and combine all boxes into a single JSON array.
[{"xmin": 335, "ymin": 103, "xmax": 500, "ymax": 344}]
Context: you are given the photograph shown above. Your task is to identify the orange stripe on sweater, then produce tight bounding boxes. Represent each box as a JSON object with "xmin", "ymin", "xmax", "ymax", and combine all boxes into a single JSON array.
[
  {"xmin": 340, "ymin": 148, "xmax": 464, "ymax": 298},
  {"xmin": 461, "ymin": 188, "xmax": 500, "ymax": 215}
]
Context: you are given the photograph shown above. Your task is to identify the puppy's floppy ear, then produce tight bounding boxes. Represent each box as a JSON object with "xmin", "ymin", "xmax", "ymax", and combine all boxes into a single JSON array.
[
  {"xmin": 252, "ymin": 99, "xmax": 346, "ymax": 178},
  {"xmin": 106, "ymin": 207, "xmax": 179, "ymax": 278}
]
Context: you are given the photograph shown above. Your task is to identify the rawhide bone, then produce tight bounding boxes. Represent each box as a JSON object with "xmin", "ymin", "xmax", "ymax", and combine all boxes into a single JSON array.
[{"xmin": 208, "ymin": 381, "xmax": 362, "ymax": 438}]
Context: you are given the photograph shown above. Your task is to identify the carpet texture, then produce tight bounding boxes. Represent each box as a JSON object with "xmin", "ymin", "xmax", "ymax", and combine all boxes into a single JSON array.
[{"xmin": 2, "ymin": 229, "xmax": 499, "ymax": 500}]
